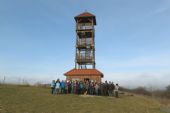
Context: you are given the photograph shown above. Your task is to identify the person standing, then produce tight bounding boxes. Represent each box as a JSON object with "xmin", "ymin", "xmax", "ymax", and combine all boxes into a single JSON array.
[
  {"xmin": 84, "ymin": 81, "xmax": 89, "ymax": 95},
  {"xmin": 100, "ymin": 83, "xmax": 104, "ymax": 96},
  {"xmin": 115, "ymin": 84, "xmax": 119, "ymax": 98},
  {"xmin": 65, "ymin": 80, "xmax": 69, "ymax": 94},
  {"xmin": 108, "ymin": 81, "xmax": 113, "ymax": 96},
  {"xmin": 71, "ymin": 81, "xmax": 74, "ymax": 94},
  {"xmin": 55, "ymin": 79, "xmax": 60, "ymax": 94},
  {"xmin": 79, "ymin": 81, "xmax": 84, "ymax": 94},
  {"xmin": 111, "ymin": 82, "xmax": 115, "ymax": 96},
  {"xmin": 94, "ymin": 83, "xmax": 99, "ymax": 95},
  {"xmin": 73, "ymin": 81, "xmax": 77, "ymax": 94},
  {"xmin": 89, "ymin": 82, "xmax": 94, "ymax": 95},
  {"xmin": 51, "ymin": 80, "xmax": 56, "ymax": 94},
  {"xmin": 61, "ymin": 80, "xmax": 65, "ymax": 94},
  {"xmin": 68, "ymin": 81, "xmax": 72, "ymax": 94},
  {"xmin": 103, "ymin": 81, "xmax": 108, "ymax": 96}
]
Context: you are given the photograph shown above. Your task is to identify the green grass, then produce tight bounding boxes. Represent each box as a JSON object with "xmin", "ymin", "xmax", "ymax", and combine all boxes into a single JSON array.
[{"xmin": 0, "ymin": 85, "xmax": 165, "ymax": 113}]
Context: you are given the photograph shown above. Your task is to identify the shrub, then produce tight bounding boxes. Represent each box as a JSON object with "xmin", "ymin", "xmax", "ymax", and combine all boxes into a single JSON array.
[{"xmin": 132, "ymin": 87, "xmax": 151, "ymax": 96}]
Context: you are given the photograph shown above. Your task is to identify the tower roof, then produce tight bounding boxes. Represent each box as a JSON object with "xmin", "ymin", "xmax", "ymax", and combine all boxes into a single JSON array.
[
  {"xmin": 75, "ymin": 12, "xmax": 95, "ymax": 18},
  {"xmin": 64, "ymin": 69, "xmax": 103, "ymax": 77},
  {"xmin": 74, "ymin": 12, "xmax": 96, "ymax": 25}
]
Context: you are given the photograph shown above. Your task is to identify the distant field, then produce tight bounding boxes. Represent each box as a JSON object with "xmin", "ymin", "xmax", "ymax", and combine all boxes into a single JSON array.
[{"xmin": 0, "ymin": 85, "xmax": 168, "ymax": 113}]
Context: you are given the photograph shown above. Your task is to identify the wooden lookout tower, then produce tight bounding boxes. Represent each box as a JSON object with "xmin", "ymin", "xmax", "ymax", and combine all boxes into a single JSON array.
[{"xmin": 64, "ymin": 12, "xmax": 103, "ymax": 83}]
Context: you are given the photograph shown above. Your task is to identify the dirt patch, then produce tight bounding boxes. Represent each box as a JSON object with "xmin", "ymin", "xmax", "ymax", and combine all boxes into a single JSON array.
[
  {"xmin": 80, "ymin": 95, "xmax": 102, "ymax": 98},
  {"xmin": 160, "ymin": 107, "xmax": 170, "ymax": 113}
]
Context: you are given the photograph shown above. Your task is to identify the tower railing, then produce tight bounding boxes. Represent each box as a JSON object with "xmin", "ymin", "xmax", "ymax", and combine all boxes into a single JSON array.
[
  {"xmin": 77, "ymin": 23, "xmax": 94, "ymax": 30},
  {"xmin": 76, "ymin": 54, "xmax": 92, "ymax": 61},
  {"xmin": 77, "ymin": 41, "xmax": 92, "ymax": 47}
]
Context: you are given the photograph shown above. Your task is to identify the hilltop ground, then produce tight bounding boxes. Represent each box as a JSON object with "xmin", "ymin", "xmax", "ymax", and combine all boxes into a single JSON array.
[{"xmin": 0, "ymin": 85, "xmax": 169, "ymax": 113}]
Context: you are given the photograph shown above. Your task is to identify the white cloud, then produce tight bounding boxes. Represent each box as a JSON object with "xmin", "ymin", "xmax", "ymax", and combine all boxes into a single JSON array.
[
  {"xmin": 103, "ymin": 71, "xmax": 170, "ymax": 89},
  {"xmin": 98, "ymin": 54, "xmax": 170, "ymax": 69},
  {"xmin": 98, "ymin": 53, "xmax": 170, "ymax": 89},
  {"xmin": 153, "ymin": 7, "xmax": 170, "ymax": 15},
  {"xmin": 152, "ymin": 0, "xmax": 170, "ymax": 15}
]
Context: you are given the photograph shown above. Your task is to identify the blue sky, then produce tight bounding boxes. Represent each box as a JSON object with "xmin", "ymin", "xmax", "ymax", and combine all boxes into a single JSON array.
[{"xmin": 0, "ymin": 0, "xmax": 170, "ymax": 88}]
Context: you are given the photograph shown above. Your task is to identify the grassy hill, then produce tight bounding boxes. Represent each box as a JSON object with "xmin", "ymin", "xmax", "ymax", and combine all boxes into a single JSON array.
[{"xmin": 0, "ymin": 85, "xmax": 168, "ymax": 113}]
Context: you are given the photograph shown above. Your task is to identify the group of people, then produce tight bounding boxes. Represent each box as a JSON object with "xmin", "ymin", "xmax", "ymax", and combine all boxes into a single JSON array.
[{"xmin": 50, "ymin": 79, "xmax": 119, "ymax": 98}]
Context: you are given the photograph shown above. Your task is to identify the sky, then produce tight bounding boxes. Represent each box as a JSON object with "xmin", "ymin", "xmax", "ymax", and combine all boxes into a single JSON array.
[{"xmin": 0, "ymin": 0, "xmax": 170, "ymax": 89}]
